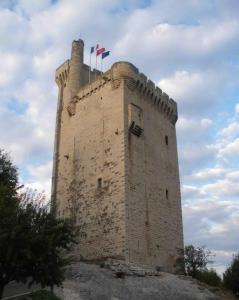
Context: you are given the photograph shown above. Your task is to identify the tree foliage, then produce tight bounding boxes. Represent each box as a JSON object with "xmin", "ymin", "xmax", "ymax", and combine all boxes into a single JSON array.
[
  {"xmin": 176, "ymin": 245, "xmax": 222, "ymax": 287},
  {"xmin": 176, "ymin": 245, "xmax": 215, "ymax": 277},
  {"xmin": 223, "ymin": 253, "xmax": 239, "ymax": 296},
  {"xmin": 0, "ymin": 149, "xmax": 18, "ymax": 193},
  {"xmin": 183, "ymin": 245, "xmax": 215, "ymax": 277},
  {"xmin": 0, "ymin": 149, "xmax": 78, "ymax": 299}
]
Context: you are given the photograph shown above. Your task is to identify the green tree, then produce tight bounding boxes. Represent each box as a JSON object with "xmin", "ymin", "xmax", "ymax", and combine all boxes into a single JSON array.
[
  {"xmin": 0, "ymin": 149, "xmax": 78, "ymax": 299},
  {"xmin": 21, "ymin": 190, "xmax": 77, "ymax": 291},
  {"xmin": 180, "ymin": 245, "xmax": 215, "ymax": 277},
  {"xmin": 0, "ymin": 149, "xmax": 25, "ymax": 298},
  {"xmin": 223, "ymin": 253, "xmax": 239, "ymax": 296}
]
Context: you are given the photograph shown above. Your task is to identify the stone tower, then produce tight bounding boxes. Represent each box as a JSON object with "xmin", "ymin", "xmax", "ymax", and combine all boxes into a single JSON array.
[{"xmin": 51, "ymin": 39, "xmax": 184, "ymax": 272}]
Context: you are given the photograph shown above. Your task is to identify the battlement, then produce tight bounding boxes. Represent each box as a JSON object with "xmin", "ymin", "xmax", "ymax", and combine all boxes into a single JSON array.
[
  {"xmin": 55, "ymin": 60, "xmax": 70, "ymax": 86},
  {"xmin": 110, "ymin": 62, "xmax": 178, "ymax": 124},
  {"xmin": 66, "ymin": 61, "xmax": 178, "ymax": 125}
]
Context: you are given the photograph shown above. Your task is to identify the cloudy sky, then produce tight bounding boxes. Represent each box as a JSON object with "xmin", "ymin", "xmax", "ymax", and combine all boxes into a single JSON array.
[{"xmin": 0, "ymin": 0, "xmax": 239, "ymax": 274}]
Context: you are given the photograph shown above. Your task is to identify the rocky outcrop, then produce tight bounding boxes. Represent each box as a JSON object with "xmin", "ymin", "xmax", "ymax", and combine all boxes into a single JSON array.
[{"xmin": 54, "ymin": 261, "xmax": 221, "ymax": 300}]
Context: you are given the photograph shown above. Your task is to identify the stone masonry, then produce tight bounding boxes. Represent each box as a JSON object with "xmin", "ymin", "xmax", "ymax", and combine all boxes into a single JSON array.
[{"xmin": 51, "ymin": 39, "xmax": 184, "ymax": 272}]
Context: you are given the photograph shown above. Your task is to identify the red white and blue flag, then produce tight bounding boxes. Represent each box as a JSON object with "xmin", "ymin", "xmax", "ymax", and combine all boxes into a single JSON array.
[
  {"xmin": 89, "ymin": 43, "xmax": 111, "ymax": 81},
  {"xmin": 91, "ymin": 44, "xmax": 109, "ymax": 57}
]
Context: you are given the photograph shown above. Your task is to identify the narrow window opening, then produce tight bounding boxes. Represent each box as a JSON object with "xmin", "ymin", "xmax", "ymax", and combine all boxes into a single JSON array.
[
  {"xmin": 165, "ymin": 135, "xmax": 168, "ymax": 146},
  {"xmin": 166, "ymin": 189, "xmax": 169, "ymax": 199},
  {"xmin": 97, "ymin": 178, "xmax": 102, "ymax": 189}
]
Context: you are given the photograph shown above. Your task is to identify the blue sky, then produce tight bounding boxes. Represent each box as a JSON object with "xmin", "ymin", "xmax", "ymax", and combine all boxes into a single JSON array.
[{"xmin": 0, "ymin": 0, "xmax": 239, "ymax": 274}]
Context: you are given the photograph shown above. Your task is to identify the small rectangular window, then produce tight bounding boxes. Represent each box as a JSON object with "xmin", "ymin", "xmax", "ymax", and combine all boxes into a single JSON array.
[
  {"xmin": 97, "ymin": 178, "xmax": 102, "ymax": 189},
  {"xmin": 165, "ymin": 135, "xmax": 168, "ymax": 146},
  {"xmin": 166, "ymin": 189, "xmax": 169, "ymax": 199}
]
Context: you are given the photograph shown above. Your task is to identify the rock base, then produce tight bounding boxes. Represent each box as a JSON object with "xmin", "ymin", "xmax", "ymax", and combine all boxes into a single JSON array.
[{"xmin": 55, "ymin": 261, "xmax": 221, "ymax": 300}]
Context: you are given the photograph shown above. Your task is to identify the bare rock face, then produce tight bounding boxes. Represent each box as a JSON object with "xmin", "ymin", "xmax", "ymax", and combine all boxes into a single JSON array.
[{"xmin": 54, "ymin": 261, "xmax": 222, "ymax": 300}]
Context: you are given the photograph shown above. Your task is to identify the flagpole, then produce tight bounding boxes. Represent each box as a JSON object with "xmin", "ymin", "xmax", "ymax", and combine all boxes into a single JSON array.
[
  {"xmin": 101, "ymin": 56, "xmax": 103, "ymax": 75},
  {"xmin": 89, "ymin": 51, "xmax": 91, "ymax": 84},
  {"xmin": 95, "ymin": 54, "xmax": 97, "ymax": 80}
]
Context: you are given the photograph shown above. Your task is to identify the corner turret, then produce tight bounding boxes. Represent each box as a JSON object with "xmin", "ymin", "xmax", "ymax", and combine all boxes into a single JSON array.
[{"xmin": 69, "ymin": 39, "xmax": 84, "ymax": 97}]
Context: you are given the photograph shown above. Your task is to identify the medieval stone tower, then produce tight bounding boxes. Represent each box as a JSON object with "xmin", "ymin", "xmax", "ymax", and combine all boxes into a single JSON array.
[{"xmin": 51, "ymin": 39, "xmax": 184, "ymax": 272}]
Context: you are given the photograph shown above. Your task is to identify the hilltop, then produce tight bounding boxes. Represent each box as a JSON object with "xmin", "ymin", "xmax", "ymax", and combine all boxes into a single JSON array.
[{"xmin": 54, "ymin": 260, "xmax": 233, "ymax": 300}]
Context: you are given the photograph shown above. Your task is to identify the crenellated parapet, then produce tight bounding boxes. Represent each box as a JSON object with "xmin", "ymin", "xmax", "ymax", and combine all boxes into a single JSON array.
[
  {"xmin": 110, "ymin": 62, "xmax": 178, "ymax": 125},
  {"xmin": 55, "ymin": 60, "xmax": 70, "ymax": 87},
  {"xmin": 67, "ymin": 70, "xmax": 111, "ymax": 116},
  {"xmin": 67, "ymin": 61, "xmax": 178, "ymax": 125}
]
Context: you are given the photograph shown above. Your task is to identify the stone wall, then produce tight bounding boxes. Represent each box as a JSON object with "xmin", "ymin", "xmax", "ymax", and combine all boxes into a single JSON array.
[
  {"xmin": 122, "ymin": 70, "xmax": 183, "ymax": 271},
  {"xmin": 55, "ymin": 78, "xmax": 127, "ymax": 260}
]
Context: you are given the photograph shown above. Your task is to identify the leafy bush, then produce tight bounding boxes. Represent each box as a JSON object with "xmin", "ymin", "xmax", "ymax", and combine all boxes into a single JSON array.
[
  {"xmin": 223, "ymin": 253, "xmax": 239, "ymax": 296},
  {"xmin": 30, "ymin": 290, "xmax": 61, "ymax": 300},
  {"xmin": 195, "ymin": 269, "xmax": 221, "ymax": 287},
  {"xmin": 175, "ymin": 245, "xmax": 215, "ymax": 277}
]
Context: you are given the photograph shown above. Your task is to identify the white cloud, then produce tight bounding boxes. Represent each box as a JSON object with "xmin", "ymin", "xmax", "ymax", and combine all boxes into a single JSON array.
[
  {"xmin": 33, "ymin": 49, "xmax": 63, "ymax": 76},
  {"xmin": 25, "ymin": 161, "xmax": 53, "ymax": 199},
  {"xmin": 0, "ymin": 52, "xmax": 27, "ymax": 87},
  {"xmin": 220, "ymin": 121, "xmax": 239, "ymax": 139},
  {"xmin": 179, "ymin": 143, "xmax": 216, "ymax": 171},
  {"xmin": 177, "ymin": 117, "xmax": 213, "ymax": 145},
  {"xmin": 115, "ymin": 16, "xmax": 239, "ymax": 79},
  {"xmin": 182, "ymin": 185, "xmax": 202, "ymax": 200},
  {"xmin": 0, "ymin": 8, "xmax": 28, "ymax": 51},
  {"xmin": 192, "ymin": 167, "xmax": 226, "ymax": 180},
  {"xmin": 202, "ymin": 179, "xmax": 239, "ymax": 197},
  {"xmin": 16, "ymin": 0, "xmax": 52, "ymax": 17},
  {"xmin": 226, "ymin": 170, "xmax": 239, "ymax": 180},
  {"xmin": 159, "ymin": 70, "xmax": 226, "ymax": 115},
  {"xmin": 212, "ymin": 250, "xmax": 236, "ymax": 275},
  {"xmin": 183, "ymin": 197, "xmax": 239, "ymax": 253},
  {"xmin": 201, "ymin": 118, "xmax": 213, "ymax": 128},
  {"xmin": 219, "ymin": 137, "xmax": 239, "ymax": 156},
  {"xmin": 177, "ymin": 117, "xmax": 213, "ymax": 132},
  {"xmin": 235, "ymin": 103, "xmax": 239, "ymax": 114},
  {"xmin": 24, "ymin": 180, "xmax": 51, "ymax": 199},
  {"xmin": 27, "ymin": 161, "xmax": 52, "ymax": 180},
  {"xmin": 208, "ymin": 223, "xmax": 227, "ymax": 235}
]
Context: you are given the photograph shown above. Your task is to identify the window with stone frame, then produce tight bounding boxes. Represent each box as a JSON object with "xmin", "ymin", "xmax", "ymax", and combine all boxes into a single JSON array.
[{"xmin": 128, "ymin": 103, "xmax": 143, "ymax": 137}]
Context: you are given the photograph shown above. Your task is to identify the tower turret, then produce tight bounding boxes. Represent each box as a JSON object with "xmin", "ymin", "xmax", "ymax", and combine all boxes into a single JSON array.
[{"xmin": 69, "ymin": 39, "xmax": 84, "ymax": 97}]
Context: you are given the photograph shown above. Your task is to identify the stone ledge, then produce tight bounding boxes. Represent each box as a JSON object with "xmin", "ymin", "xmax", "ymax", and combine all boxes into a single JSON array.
[{"xmin": 102, "ymin": 258, "xmax": 162, "ymax": 277}]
